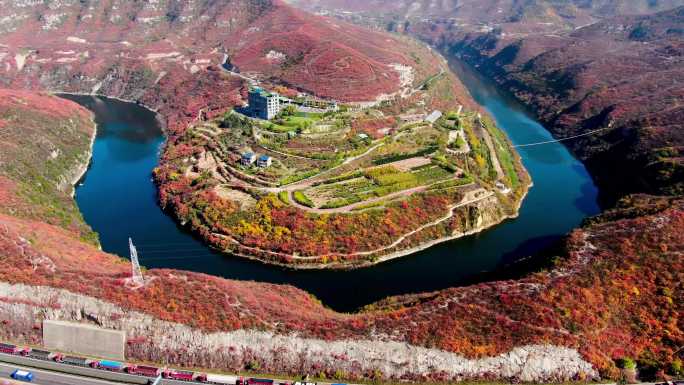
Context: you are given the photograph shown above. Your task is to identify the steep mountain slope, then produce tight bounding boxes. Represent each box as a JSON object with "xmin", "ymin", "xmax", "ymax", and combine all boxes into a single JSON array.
[
  {"xmin": 0, "ymin": 0, "xmax": 431, "ymax": 115},
  {"xmin": 288, "ymin": 0, "xmax": 684, "ymax": 30},
  {"xmin": 444, "ymin": 7, "xmax": 684, "ymax": 202},
  {"xmin": 0, "ymin": 89, "xmax": 96, "ymax": 241}
]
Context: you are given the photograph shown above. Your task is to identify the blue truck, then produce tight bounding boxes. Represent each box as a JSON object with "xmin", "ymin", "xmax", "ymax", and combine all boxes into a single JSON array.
[
  {"xmin": 10, "ymin": 369, "xmax": 34, "ymax": 382},
  {"xmin": 98, "ymin": 360, "xmax": 125, "ymax": 371}
]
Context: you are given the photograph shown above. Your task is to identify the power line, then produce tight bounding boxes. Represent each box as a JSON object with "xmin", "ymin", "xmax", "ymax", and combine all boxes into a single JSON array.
[
  {"xmin": 512, "ymin": 127, "xmax": 609, "ymax": 148},
  {"xmin": 137, "ymin": 253, "xmax": 217, "ymax": 262},
  {"xmin": 137, "ymin": 247, "xmax": 214, "ymax": 253}
]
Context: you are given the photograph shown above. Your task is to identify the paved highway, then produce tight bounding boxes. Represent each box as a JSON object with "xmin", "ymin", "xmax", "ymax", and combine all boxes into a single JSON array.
[{"xmin": 0, "ymin": 362, "xmax": 135, "ymax": 385}]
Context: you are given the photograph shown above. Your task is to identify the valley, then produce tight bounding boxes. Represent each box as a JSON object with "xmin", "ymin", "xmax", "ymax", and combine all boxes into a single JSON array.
[
  {"xmin": 288, "ymin": 0, "xmax": 684, "ymax": 205},
  {"xmin": 0, "ymin": 0, "xmax": 681, "ymax": 383}
]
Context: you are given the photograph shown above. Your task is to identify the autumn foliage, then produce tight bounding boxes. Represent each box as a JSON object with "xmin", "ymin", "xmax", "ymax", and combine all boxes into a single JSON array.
[{"xmin": 0, "ymin": 196, "xmax": 682, "ymax": 380}]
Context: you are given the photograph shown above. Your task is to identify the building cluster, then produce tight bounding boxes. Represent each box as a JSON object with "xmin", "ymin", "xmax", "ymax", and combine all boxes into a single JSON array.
[{"xmin": 241, "ymin": 152, "xmax": 272, "ymax": 168}]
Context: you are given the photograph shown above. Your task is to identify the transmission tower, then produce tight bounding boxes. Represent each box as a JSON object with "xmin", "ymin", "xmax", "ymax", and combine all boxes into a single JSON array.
[{"xmin": 128, "ymin": 237, "xmax": 144, "ymax": 286}]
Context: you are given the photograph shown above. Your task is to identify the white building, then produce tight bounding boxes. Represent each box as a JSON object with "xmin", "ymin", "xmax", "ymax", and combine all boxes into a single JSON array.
[{"xmin": 425, "ymin": 110, "xmax": 443, "ymax": 124}]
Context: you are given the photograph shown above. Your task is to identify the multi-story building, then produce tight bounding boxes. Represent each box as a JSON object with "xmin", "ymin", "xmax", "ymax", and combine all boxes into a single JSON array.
[{"xmin": 248, "ymin": 87, "xmax": 281, "ymax": 120}]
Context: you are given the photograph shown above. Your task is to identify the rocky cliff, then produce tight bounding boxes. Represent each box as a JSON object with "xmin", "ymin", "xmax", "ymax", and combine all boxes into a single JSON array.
[{"xmin": 0, "ymin": 281, "xmax": 597, "ymax": 382}]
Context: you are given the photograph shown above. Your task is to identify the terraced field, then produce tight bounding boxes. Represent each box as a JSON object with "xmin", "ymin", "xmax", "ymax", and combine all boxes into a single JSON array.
[{"xmin": 155, "ymin": 76, "xmax": 529, "ymax": 268}]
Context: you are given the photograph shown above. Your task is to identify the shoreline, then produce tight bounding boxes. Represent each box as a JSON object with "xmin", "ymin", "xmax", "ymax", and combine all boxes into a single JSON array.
[
  {"xmin": 52, "ymin": 90, "xmax": 167, "ymax": 133},
  {"xmin": 53, "ymin": 89, "xmax": 534, "ymax": 271},
  {"xmin": 214, "ymin": 182, "xmax": 532, "ymax": 270},
  {"xmin": 68, "ymin": 113, "xmax": 98, "ymax": 199}
]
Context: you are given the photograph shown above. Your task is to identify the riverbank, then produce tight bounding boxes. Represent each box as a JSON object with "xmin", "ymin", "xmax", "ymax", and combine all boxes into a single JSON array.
[
  {"xmin": 58, "ymin": 90, "xmax": 530, "ymax": 270},
  {"xmin": 440, "ymin": 30, "xmax": 683, "ymax": 206},
  {"xmin": 65, "ymin": 113, "xmax": 97, "ymax": 199},
  {"xmin": 53, "ymin": 91, "xmax": 168, "ymax": 132},
  {"xmin": 213, "ymin": 185, "xmax": 531, "ymax": 270},
  {"xmin": 65, "ymin": 54, "xmax": 597, "ymax": 310}
]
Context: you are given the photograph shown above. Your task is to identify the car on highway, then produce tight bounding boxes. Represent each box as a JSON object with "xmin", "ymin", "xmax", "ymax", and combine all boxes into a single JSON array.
[{"xmin": 9, "ymin": 369, "xmax": 33, "ymax": 382}]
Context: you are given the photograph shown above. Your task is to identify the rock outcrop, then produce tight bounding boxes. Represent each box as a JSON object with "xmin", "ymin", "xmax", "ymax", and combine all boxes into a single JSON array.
[{"xmin": 0, "ymin": 281, "xmax": 596, "ymax": 382}]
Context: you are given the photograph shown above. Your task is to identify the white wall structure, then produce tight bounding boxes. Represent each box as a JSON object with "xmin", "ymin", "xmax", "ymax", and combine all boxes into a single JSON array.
[{"xmin": 43, "ymin": 320, "xmax": 126, "ymax": 360}]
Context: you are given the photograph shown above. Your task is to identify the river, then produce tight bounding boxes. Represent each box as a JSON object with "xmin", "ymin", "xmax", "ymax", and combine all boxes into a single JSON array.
[{"xmin": 64, "ymin": 59, "xmax": 599, "ymax": 312}]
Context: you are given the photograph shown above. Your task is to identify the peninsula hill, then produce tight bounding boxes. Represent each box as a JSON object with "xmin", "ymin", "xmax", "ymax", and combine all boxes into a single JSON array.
[
  {"xmin": 155, "ymin": 85, "xmax": 528, "ymax": 268},
  {"xmin": 0, "ymin": 0, "xmax": 528, "ymax": 268}
]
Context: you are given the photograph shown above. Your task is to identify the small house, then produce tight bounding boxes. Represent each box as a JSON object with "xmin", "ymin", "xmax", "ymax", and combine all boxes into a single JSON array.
[
  {"xmin": 257, "ymin": 155, "xmax": 272, "ymax": 168},
  {"xmin": 495, "ymin": 181, "xmax": 511, "ymax": 194},
  {"xmin": 241, "ymin": 152, "xmax": 256, "ymax": 166}
]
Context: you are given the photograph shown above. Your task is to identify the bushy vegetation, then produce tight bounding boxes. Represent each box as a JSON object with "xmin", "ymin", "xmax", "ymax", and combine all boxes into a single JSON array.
[
  {"xmin": 292, "ymin": 190, "xmax": 314, "ymax": 207},
  {"xmin": 0, "ymin": 90, "xmax": 98, "ymax": 243},
  {"xmin": 2, "ymin": 191, "xmax": 681, "ymax": 382},
  {"xmin": 277, "ymin": 191, "xmax": 290, "ymax": 205}
]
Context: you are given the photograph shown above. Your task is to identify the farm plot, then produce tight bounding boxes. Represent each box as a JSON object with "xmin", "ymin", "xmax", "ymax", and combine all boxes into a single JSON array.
[
  {"xmin": 283, "ymin": 132, "xmax": 370, "ymax": 160},
  {"xmin": 214, "ymin": 185, "xmax": 257, "ymax": 209},
  {"xmin": 304, "ymin": 163, "xmax": 456, "ymax": 209}
]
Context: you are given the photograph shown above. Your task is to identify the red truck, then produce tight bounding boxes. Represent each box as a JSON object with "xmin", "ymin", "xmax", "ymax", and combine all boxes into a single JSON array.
[
  {"xmin": 127, "ymin": 364, "xmax": 161, "ymax": 377},
  {"xmin": 164, "ymin": 369, "xmax": 197, "ymax": 381},
  {"xmin": 0, "ymin": 343, "xmax": 20, "ymax": 355}
]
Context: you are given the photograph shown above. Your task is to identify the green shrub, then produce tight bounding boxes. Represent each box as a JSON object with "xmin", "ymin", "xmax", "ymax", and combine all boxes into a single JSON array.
[
  {"xmin": 364, "ymin": 166, "xmax": 399, "ymax": 178},
  {"xmin": 278, "ymin": 191, "xmax": 290, "ymax": 205},
  {"xmin": 617, "ymin": 357, "xmax": 637, "ymax": 370},
  {"xmin": 374, "ymin": 172, "xmax": 417, "ymax": 186},
  {"xmin": 372, "ymin": 145, "xmax": 437, "ymax": 165},
  {"xmin": 428, "ymin": 175, "xmax": 474, "ymax": 190},
  {"xmin": 313, "ymin": 171, "xmax": 363, "ymax": 186},
  {"xmin": 293, "ymin": 190, "xmax": 314, "ymax": 207},
  {"xmin": 320, "ymin": 195, "xmax": 362, "ymax": 209},
  {"xmin": 279, "ymin": 169, "xmax": 319, "ymax": 185}
]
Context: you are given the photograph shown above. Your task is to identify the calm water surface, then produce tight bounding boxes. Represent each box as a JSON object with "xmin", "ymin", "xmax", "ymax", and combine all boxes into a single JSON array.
[{"xmin": 65, "ymin": 59, "xmax": 599, "ymax": 312}]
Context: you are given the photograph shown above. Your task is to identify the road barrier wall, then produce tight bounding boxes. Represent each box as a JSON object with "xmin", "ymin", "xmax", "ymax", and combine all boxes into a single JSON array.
[{"xmin": 43, "ymin": 320, "xmax": 126, "ymax": 361}]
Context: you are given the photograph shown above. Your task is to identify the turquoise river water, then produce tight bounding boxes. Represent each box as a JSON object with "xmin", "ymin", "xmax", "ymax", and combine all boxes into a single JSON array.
[{"xmin": 64, "ymin": 59, "xmax": 600, "ymax": 312}]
